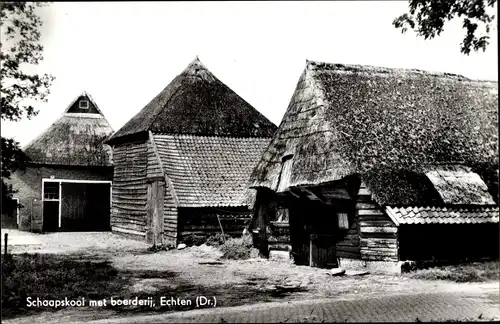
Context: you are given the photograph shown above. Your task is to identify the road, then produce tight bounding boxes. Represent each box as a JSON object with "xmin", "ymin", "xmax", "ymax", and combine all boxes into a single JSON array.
[{"xmin": 74, "ymin": 290, "xmax": 499, "ymax": 323}]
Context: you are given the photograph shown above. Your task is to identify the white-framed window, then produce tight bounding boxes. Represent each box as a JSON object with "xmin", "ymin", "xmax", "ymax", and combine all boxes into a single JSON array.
[
  {"xmin": 79, "ymin": 100, "xmax": 89, "ymax": 109},
  {"xmin": 43, "ymin": 181, "xmax": 60, "ymax": 200}
]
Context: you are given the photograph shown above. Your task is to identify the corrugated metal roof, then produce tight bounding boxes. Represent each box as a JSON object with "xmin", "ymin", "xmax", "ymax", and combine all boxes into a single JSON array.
[
  {"xmin": 154, "ymin": 134, "xmax": 270, "ymax": 208},
  {"xmin": 385, "ymin": 206, "xmax": 499, "ymax": 225}
]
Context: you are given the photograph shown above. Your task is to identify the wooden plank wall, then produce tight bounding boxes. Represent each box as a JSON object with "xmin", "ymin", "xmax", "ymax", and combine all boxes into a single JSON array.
[
  {"xmin": 356, "ymin": 182, "xmax": 399, "ymax": 261},
  {"xmin": 111, "ymin": 140, "xmax": 148, "ymax": 239},
  {"xmin": 178, "ymin": 207, "xmax": 251, "ymax": 239},
  {"xmin": 267, "ymin": 222, "xmax": 290, "ymax": 251},
  {"xmin": 163, "ymin": 178, "xmax": 178, "ymax": 246},
  {"xmin": 335, "ymin": 208, "xmax": 361, "ymax": 259},
  {"xmin": 146, "ymin": 140, "xmax": 163, "ymax": 179}
]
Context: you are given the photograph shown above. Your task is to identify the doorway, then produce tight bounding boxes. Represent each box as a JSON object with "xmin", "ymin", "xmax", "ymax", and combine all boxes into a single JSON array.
[{"xmin": 42, "ymin": 179, "xmax": 111, "ymax": 232}]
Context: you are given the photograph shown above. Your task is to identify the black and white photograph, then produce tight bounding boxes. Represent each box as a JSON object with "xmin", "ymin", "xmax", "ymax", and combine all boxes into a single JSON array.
[{"xmin": 1, "ymin": 1, "xmax": 499, "ymax": 323}]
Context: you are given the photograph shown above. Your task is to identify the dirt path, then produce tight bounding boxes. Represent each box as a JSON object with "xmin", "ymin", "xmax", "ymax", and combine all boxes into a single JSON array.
[{"xmin": 3, "ymin": 231, "xmax": 499, "ymax": 323}]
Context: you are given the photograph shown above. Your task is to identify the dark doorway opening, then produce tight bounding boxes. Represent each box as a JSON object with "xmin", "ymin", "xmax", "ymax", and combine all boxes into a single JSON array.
[
  {"xmin": 60, "ymin": 182, "xmax": 111, "ymax": 231},
  {"xmin": 43, "ymin": 201, "xmax": 59, "ymax": 232}
]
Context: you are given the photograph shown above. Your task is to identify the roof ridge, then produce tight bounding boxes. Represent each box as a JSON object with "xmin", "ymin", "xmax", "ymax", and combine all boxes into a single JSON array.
[
  {"xmin": 153, "ymin": 133, "xmax": 272, "ymax": 140},
  {"xmin": 305, "ymin": 60, "xmax": 498, "ymax": 82}
]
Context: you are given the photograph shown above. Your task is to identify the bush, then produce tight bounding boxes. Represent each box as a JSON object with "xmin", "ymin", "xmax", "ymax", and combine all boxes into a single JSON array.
[{"xmin": 219, "ymin": 234, "xmax": 254, "ymax": 260}]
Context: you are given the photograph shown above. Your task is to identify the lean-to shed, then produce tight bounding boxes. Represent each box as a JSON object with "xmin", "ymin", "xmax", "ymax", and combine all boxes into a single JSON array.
[
  {"xmin": 249, "ymin": 60, "xmax": 499, "ymax": 272},
  {"xmin": 4, "ymin": 92, "xmax": 114, "ymax": 232},
  {"xmin": 105, "ymin": 58, "xmax": 276, "ymax": 246}
]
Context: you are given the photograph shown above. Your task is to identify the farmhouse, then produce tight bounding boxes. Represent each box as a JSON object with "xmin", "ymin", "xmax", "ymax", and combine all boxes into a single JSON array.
[
  {"xmin": 4, "ymin": 92, "xmax": 114, "ymax": 232},
  {"xmin": 105, "ymin": 58, "xmax": 276, "ymax": 246},
  {"xmin": 249, "ymin": 60, "xmax": 499, "ymax": 272}
]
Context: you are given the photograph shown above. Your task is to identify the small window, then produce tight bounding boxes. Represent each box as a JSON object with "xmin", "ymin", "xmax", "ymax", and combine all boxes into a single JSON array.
[
  {"xmin": 43, "ymin": 182, "xmax": 59, "ymax": 200},
  {"xmin": 276, "ymin": 207, "xmax": 289, "ymax": 223},
  {"xmin": 338, "ymin": 212, "xmax": 349, "ymax": 230},
  {"xmin": 79, "ymin": 100, "xmax": 89, "ymax": 109}
]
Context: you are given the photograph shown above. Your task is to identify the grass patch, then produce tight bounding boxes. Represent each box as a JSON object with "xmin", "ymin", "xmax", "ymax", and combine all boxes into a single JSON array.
[
  {"xmin": 219, "ymin": 234, "xmax": 254, "ymax": 260},
  {"xmin": 404, "ymin": 261, "xmax": 499, "ymax": 282},
  {"xmin": 1, "ymin": 253, "xmax": 127, "ymax": 319}
]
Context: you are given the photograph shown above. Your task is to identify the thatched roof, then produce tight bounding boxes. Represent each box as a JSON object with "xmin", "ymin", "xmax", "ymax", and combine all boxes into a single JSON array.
[
  {"xmin": 250, "ymin": 60, "xmax": 498, "ymax": 206},
  {"xmin": 153, "ymin": 134, "xmax": 269, "ymax": 208},
  {"xmin": 107, "ymin": 58, "xmax": 277, "ymax": 144},
  {"xmin": 23, "ymin": 91, "xmax": 114, "ymax": 166}
]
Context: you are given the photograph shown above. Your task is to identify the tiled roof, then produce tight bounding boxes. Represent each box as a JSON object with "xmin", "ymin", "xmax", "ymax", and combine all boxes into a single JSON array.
[
  {"xmin": 154, "ymin": 134, "xmax": 271, "ymax": 208},
  {"xmin": 385, "ymin": 206, "xmax": 499, "ymax": 225}
]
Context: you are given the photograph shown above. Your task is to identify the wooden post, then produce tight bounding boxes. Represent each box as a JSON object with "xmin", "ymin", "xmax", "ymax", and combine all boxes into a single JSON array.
[
  {"xmin": 215, "ymin": 214, "xmax": 226, "ymax": 243},
  {"xmin": 309, "ymin": 238, "xmax": 313, "ymax": 267},
  {"xmin": 4, "ymin": 233, "xmax": 8, "ymax": 255}
]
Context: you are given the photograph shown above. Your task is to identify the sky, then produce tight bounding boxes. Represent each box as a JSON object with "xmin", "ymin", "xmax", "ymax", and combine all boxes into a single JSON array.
[{"xmin": 1, "ymin": 1, "xmax": 498, "ymax": 147}]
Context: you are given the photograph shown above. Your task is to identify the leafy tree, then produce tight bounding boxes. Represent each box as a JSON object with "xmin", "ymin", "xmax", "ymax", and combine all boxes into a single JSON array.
[
  {"xmin": 394, "ymin": 0, "xmax": 497, "ymax": 55},
  {"xmin": 1, "ymin": 2, "xmax": 54, "ymax": 213}
]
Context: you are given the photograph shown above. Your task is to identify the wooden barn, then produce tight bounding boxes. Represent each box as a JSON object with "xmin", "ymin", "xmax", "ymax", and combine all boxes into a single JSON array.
[
  {"xmin": 4, "ymin": 91, "xmax": 114, "ymax": 232},
  {"xmin": 105, "ymin": 58, "xmax": 276, "ymax": 246},
  {"xmin": 249, "ymin": 60, "xmax": 499, "ymax": 272}
]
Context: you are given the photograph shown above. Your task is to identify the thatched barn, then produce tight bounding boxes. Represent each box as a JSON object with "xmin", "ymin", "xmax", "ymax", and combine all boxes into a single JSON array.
[
  {"xmin": 5, "ymin": 91, "xmax": 114, "ymax": 232},
  {"xmin": 249, "ymin": 60, "xmax": 499, "ymax": 272},
  {"xmin": 105, "ymin": 58, "xmax": 276, "ymax": 246}
]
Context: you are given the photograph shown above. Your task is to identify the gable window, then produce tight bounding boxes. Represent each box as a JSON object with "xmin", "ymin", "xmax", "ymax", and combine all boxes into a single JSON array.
[{"xmin": 79, "ymin": 100, "xmax": 89, "ymax": 109}]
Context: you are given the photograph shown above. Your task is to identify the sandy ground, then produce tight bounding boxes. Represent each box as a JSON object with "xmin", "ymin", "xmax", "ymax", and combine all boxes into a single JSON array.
[
  {"xmin": 1, "ymin": 230, "xmax": 149, "ymax": 256},
  {"xmin": 3, "ymin": 230, "xmax": 499, "ymax": 323}
]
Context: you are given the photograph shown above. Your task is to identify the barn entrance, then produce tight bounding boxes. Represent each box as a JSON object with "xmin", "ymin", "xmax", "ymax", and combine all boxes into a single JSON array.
[
  {"xmin": 42, "ymin": 179, "xmax": 111, "ymax": 232},
  {"xmin": 290, "ymin": 200, "xmax": 339, "ymax": 268}
]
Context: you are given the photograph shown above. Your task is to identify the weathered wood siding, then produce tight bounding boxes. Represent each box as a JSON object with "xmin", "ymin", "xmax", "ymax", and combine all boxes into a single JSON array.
[
  {"xmin": 356, "ymin": 182, "xmax": 399, "ymax": 262},
  {"xmin": 335, "ymin": 207, "xmax": 361, "ymax": 259},
  {"xmin": 163, "ymin": 178, "xmax": 178, "ymax": 246},
  {"xmin": 146, "ymin": 139, "xmax": 163, "ymax": 179},
  {"xmin": 178, "ymin": 207, "xmax": 251, "ymax": 241},
  {"xmin": 111, "ymin": 140, "xmax": 148, "ymax": 240},
  {"xmin": 267, "ymin": 221, "xmax": 290, "ymax": 251}
]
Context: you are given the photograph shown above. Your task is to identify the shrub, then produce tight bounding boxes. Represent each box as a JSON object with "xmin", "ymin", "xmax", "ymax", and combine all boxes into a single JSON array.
[{"xmin": 219, "ymin": 234, "xmax": 254, "ymax": 260}]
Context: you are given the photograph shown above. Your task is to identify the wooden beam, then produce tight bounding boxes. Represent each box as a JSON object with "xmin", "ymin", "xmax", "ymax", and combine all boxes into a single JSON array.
[
  {"xmin": 301, "ymin": 188, "xmax": 324, "ymax": 202},
  {"xmin": 287, "ymin": 188, "xmax": 301, "ymax": 199}
]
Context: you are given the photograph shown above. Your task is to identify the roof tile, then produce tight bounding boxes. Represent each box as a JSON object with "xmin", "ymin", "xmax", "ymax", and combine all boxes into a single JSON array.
[
  {"xmin": 155, "ymin": 134, "xmax": 270, "ymax": 208},
  {"xmin": 385, "ymin": 206, "xmax": 499, "ymax": 225}
]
